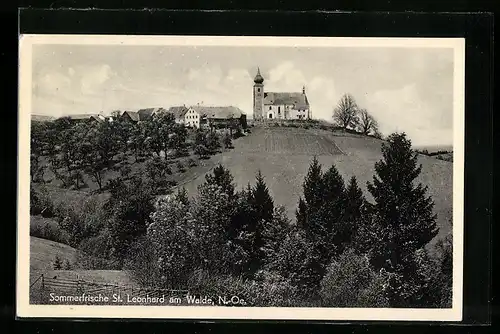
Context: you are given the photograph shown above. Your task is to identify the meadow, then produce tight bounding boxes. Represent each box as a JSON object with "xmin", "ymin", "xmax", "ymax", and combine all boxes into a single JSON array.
[{"xmin": 181, "ymin": 127, "xmax": 453, "ymax": 243}]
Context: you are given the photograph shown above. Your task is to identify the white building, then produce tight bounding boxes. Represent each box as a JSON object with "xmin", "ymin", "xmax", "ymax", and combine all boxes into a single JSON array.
[
  {"xmin": 252, "ymin": 67, "xmax": 311, "ymax": 121},
  {"xmin": 168, "ymin": 106, "xmax": 202, "ymax": 128}
]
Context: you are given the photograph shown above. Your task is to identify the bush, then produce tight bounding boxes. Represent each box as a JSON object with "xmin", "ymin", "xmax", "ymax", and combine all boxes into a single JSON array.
[
  {"xmin": 119, "ymin": 164, "xmax": 132, "ymax": 178},
  {"xmin": 319, "ymin": 249, "xmax": 390, "ymax": 307},
  {"xmin": 53, "ymin": 256, "xmax": 63, "ymax": 270},
  {"xmin": 176, "ymin": 161, "xmax": 186, "ymax": 173},
  {"xmin": 123, "ymin": 236, "xmax": 163, "ymax": 288},
  {"xmin": 30, "ymin": 185, "xmax": 55, "ymax": 218},
  {"xmin": 56, "ymin": 196, "xmax": 109, "ymax": 248},
  {"xmin": 194, "ymin": 144, "xmax": 208, "ymax": 159},
  {"xmin": 30, "ymin": 217, "xmax": 70, "ymax": 244},
  {"xmin": 187, "ymin": 158, "xmax": 197, "ymax": 167}
]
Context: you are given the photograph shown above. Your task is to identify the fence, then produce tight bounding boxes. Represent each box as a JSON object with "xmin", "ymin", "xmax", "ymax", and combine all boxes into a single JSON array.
[{"xmin": 30, "ymin": 273, "xmax": 189, "ymax": 305}]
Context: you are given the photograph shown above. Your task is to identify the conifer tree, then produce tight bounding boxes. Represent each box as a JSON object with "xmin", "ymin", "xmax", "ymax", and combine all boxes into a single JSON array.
[
  {"xmin": 302, "ymin": 156, "xmax": 323, "ymax": 212},
  {"xmin": 251, "ymin": 170, "xmax": 274, "ymax": 224},
  {"xmin": 366, "ymin": 132, "xmax": 439, "ymax": 306},
  {"xmin": 204, "ymin": 164, "xmax": 235, "ymax": 197},
  {"xmin": 341, "ymin": 176, "xmax": 365, "ymax": 254}
]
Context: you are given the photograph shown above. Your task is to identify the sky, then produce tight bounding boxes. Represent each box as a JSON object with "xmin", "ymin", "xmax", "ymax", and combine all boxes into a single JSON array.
[{"xmin": 31, "ymin": 44, "xmax": 455, "ymax": 146}]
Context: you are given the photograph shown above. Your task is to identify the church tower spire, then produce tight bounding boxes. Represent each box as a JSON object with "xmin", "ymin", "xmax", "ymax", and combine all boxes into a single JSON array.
[{"xmin": 253, "ymin": 67, "xmax": 264, "ymax": 120}]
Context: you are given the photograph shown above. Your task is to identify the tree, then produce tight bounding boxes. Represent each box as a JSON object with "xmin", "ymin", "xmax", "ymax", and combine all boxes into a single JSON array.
[
  {"xmin": 268, "ymin": 226, "xmax": 323, "ymax": 297},
  {"xmin": 147, "ymin": 195, "xmax": 197, "ymax": 287},
  {"xmin": 357, "ymin": 108, "xmax": 379, "ymax": 135},
  {"xmin": 128, "ymin": 122, "xmax": 147, "ymax": 161},
  {"xmin": 145, "ymin": 156, "xmax": 172, "ymax": 191},
  {"xmin": 223, "ymin": 132, "xmax": 233, "ymax": 149},
  {"xmin": 81, "ymin": 121, "xmax": 120, "ymax": 190},
  {"xmin": 108, "ymin": 176, "xmax": 156, "ymax": 263},
  {"xmin": 194, "ymin": 144, "xmax": 208, "ymax": 159},
  {"xmin": 30, "ymin": 122, "xmax": 48, "ymax": 182},
  {"xmin": 206, "ymin": 131, "xmax": 221, "ymax": 154},
  {"xmin": 300, "ymin": 156, "xmax": 323, "ymax": 218},
  {"xmin": 340, "ymin": 176, "xmax": 365, "ymax": 254},
  {"xmin": 204, "ymin": 164, "xmax": 235, "ymax": 197},
  {"xmin": 53, "ymin": 255, "xmax": 63, "ymax": 270},
  {"xmin": 143, "ymin": 112, "xmax": 177, "ymax": 157},
  {"xmin": 250, "ymin": 170, "xmax": 274, "ymax": 224},
  {"xmin": 320, "ymin": 249, "xmax": 390, "ymax": 307},
  {"xmin": 175, "ymin": 187, "xmax": 189, "ymax": 206},
  {"xmin": 57, "ymin": 123, "xmax": 90, "ymax": 189},
  {"xmin": 366, "ymin": 132, "xmax": 439, "ymax": 306},
  {"xmin": 333, "ymin": 93, "xmax": 359, "ymax": 130}
]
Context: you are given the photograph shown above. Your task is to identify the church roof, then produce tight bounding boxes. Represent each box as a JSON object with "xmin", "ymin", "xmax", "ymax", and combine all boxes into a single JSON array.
[
  {"xmin": 191, "ymin": 106, "xmax": 245, "ymax": 119},
  {"xmin": 253, "ymin": 67, "xmax": 264, "ymax": 84},
  {"xmin": 263, "ymin": 92, "xmax": 310, "ymax": 109}
]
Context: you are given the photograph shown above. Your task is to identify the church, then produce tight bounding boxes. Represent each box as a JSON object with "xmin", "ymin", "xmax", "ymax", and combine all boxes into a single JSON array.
[{"xmin": 252, "ymin": 67, "xmax": 311, "ymax": 121}]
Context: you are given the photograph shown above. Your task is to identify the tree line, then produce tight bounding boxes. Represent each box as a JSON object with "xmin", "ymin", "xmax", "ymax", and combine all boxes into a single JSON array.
[{"xmin": 123, "ymin": 132, "xmax": 452, "ymax": 308}]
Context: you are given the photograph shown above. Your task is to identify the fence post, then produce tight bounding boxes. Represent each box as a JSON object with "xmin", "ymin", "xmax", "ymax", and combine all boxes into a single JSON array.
[{"xmin": 40, "ymin": 274, "xmax": 44, "ymax": 303}]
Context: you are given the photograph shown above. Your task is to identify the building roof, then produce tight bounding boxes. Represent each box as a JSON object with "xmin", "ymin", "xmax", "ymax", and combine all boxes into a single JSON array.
[
  {"xmin": 190, "ymin": 106, "xmax": 245, "ymax": 119},
  {"xmin": 254, "ymin": 67, "xmax": 264, "ymax": 84},
  {"xmin": 137, "ymin": 107, "xmax": 164, "ymax": 121},
  {"xmin": 65, "ymin": 114, "xmax": 104, "ymax": 122},
  {"xmin": 121, "ymin": 111, "xmax": 140, "ymax": 122},
  {"xmin": 167, "ymin": 106, "xmax": 189, "ymax": 120},
  {"xmin": 263, "ymin": 92, "xmax": 310, "ymax": 110}
]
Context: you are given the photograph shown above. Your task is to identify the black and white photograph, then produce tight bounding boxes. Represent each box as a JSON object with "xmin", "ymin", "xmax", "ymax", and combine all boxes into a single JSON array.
[{"xmin": 17, "ymin": 35, "xmax": 464, "ymax": 321}]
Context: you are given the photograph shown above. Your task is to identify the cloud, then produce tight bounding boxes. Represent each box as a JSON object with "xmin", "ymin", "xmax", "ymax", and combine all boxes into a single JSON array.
[
  {"xmin": 79, "ymin": 64, "xmax": 114, "ymax": 95},
  {"xmin": 366, "ymin": 84, "xmax": 452, "ymax": 146}
]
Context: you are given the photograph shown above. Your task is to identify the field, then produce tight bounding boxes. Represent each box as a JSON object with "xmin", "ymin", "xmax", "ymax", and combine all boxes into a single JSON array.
[{"xmin": 182, "ymin": 126, "xmax": 453, "ymax": 244}]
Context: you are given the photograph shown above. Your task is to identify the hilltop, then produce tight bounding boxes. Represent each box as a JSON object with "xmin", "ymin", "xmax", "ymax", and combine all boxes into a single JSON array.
[{"xmin": 182, "ymin": 126, "xmax": 453, "ymax": 244}]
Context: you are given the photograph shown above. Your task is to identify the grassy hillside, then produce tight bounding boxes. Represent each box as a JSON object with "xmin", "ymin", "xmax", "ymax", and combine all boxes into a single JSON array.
[
  {"xmin": 30, "ymin": 237, "xmax": 138, "ymax": 303},
  {"xmin": 30, "ymin": 236, "xmax": 78, "ymax": 272},
  {"xmin": 182, "ymin": 127, "xmax": 453, "ymax": 244}
]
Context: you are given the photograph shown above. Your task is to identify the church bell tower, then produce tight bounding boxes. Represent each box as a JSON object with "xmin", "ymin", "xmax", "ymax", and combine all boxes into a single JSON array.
[{"xmin": 253, "ymin": 67, "xmax": 264, "ymax": 121}]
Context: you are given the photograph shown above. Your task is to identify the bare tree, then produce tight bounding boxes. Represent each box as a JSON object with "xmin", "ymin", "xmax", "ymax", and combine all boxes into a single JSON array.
[
  {"xmin": 358, "ymin": 108, "xmax": 379, "ymax": 135},
  {"xmin": 333, "ymin": 94, "xmax": 359, "ymax": 130}
]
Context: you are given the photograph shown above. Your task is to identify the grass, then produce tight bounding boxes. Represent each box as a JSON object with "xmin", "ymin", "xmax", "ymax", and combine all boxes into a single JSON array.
[
  {"xmin": 181, "ymin": 126, "xmax": 453, "ymax": 246},
  {"xmin": 30, "ymin": 236, "xmax": 78, "ymax": 272}
]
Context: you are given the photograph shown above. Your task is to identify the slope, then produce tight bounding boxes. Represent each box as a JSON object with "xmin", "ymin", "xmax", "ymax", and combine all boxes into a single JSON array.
[{"xmin": 181, "ymin": 127, "xmax": 453, "ymax": 243}]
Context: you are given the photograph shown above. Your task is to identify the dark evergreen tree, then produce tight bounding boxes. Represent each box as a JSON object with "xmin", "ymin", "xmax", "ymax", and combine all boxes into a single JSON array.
[
  {"xmin": 302, "ymin": 156, "xmax": 323, "ymax": 212},
  {"xmin": 251, "ymin": 170, "xmax": 274, "ymax": 224},
  {"xmin": 204, "ymin": 164, "xmax": 235, "ymax": 197},
  {"xmin": 295, "ymin": 197, "xmax": 308, "ymax": 229},
  {"xmin": 175, "ymin": 187, "xmax": 189, "ymax": 205},
  {"xmin": 366, "ymin": 132, "xmax": 439, "ymax": 306},
  {"xmin": 339, "ymin": 176, "xmax": 365, "ymax": 254}
]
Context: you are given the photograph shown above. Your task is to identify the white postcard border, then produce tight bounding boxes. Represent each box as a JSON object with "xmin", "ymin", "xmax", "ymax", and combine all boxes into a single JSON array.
[{"xmin": 17, "ymin": 34, "xmax": 465, "ymax": 321}]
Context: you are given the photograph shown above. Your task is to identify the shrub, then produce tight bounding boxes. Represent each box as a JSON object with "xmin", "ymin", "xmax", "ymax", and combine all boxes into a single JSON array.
[
  {"xmin": 194, "ymin": 144, "xmax": 208, "ymax": 159},
  {"xmin": 319, "ymin": 249, "xmax": 390, "ymax": 307},
  {"xmin": 30, "ymin": 185, "xmax": 55, "ymax": 218},
  {"xmin": 187, "ymin": 158, "xmax": 197, "ymax": 167},
  {"xmin": 56, "ymin": 196, "xmax": 109, "ymax": 248},
  {"xmin": 119, "ymin": 164, "xmax": 132, "ymax": 178},
  {"xmin": 176, "ymin": 160, "xmax": 186, "ymax": 173},
  {"xmin": 62, "ymin": 259, "xmax": 72, "ymax": 270},
  {"xmin": 123, "ymin": 236, "xmax": 163, "ymax": 288},
  {"xmin": 53, "ymin": 256, "xmax": 63, "ymax": 270},
  {"xmin": 30, "ymin": 217, "xmax": 70, "ymax": 244}
]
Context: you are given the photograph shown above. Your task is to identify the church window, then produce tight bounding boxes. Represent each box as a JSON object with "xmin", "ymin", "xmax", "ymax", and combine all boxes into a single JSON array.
[
  {"xmin": 269, "ymin": 106, "xmax": 272, "ymax": 110},
  {"xmin": 257, "ymin": 88, "xmax": 261, "ymax": 92}
]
